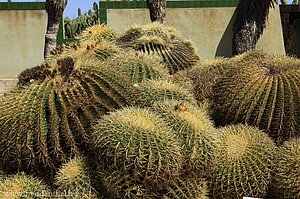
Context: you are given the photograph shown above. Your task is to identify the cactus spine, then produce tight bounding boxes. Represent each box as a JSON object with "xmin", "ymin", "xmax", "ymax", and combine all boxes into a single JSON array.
[{"xmin": 210, "ymin": 125, "xmax": 277, "ymax": 199}]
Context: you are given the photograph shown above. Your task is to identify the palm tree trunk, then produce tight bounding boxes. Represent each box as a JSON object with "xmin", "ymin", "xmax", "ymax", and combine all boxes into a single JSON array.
[
  {"xmin": 44, "ymin": 0, "xmax": 68, "ymax": 58},
  {"xmin": 232, "ymin": 0, "xmax": 276, "ymax": 55},
  {"xmin": 146, "ymin": 0, "xmax": 166, "ymax": 24},
  {"xmin": 232, "ymin": 20, "xmax": 258, "ymax": 55}
]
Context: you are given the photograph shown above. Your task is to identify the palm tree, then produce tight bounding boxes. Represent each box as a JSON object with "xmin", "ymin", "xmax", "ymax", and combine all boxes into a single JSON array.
[
  {"xmin": 232, "ymin": 0, "xmax": 277, "ymax": 55},
  {"xmin": 146, "ymin": 0, "xmax": 166, "ymax": 23},
  {"xmin": 44, "ymin": 0, "xmax": 68, "ymax": 58}
]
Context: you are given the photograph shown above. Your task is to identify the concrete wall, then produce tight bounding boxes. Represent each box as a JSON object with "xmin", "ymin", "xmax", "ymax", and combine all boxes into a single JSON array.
[
  {"xmin": 0, "ymin": 10, "xmax": 47, "ymax": 79},
  {"xmin": 107, "ymin": 5, "xmax": 285, "ymax": 59}
]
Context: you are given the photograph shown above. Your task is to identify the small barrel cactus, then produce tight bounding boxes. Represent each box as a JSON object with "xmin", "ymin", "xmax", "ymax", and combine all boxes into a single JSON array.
[
  {"xmin": 117, "ymin": 23, "xmax": 199, "ymax": 74},
  {"xmin": 92, "ymin": 107, "xmax": 183, "ymax": 189},
  {"xmin": 137, "ymin": 79, "xmax": 196, "ymax": 107},
  {"xmin": 213, "ymin": 53, "xmax": 300, "ymax": 144},
  {"xmin": 210, "ymin": 125, "xmax": 277, "ymax": 199},
  {"xmin": 163, "ymin": 178, "xmax": 209, "ymax": 199},
  {"xmin": 151, "ymin": 100, "xmax": 216, "ymax": 176},
  {"xmin": 98, "ymin": 164, "xmax": 159, "ymax": 199},
  {"xmin": 105, "ymin": 51, "xmax": 169, "ymax": 84},
  {"xmin": 0, "ymin": 173, "xmax": 49, "ymax": 199},
  {"xmin": 0, "ymin": 56, "xmax": 137, "ymax": 177},
  {"xmin": 55, "ymin": 156, "xmax": 97, "ymax": 198},
  {"xmin": 271, "ymin": 138, "xmax": 300, "ymax": 198}
]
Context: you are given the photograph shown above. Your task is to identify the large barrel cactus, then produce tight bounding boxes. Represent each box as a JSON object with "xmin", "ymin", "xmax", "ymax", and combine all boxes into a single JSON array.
[
  {"xmin": 137, "ymin": 79, "xmax": 196, "ymax": 107},
  {"xmin": 117, "ymin": 23, "xmax": 199, "ymax": 74},
  {"xmin": 0, "ymin": 56, "xmax": 137, "ymax": 177},
  {"xmin": 92, "ymin": 107, "xmax": 183, "ymax": 189},
  {"xmin": 213, "ymin": 53, "xmax": 300, "ymax": 144},
  {"xmin": 0, "ymin": 173, "xmax": 49, "ymax": 199},
  {"xmin": 210, "ymin": 125, "xmax": 277, "ymax": 199},
  {"xmin": 271, "ymin": 138, "xmax": 300, "ymax": 198},
  {"xmin": 151, "ymin": 100, "xmax": 216, "ymax": 176}
]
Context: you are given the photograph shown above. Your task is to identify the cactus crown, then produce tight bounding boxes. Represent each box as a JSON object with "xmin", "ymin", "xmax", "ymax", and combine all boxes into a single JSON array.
[
  {"xmin": 210, "ymin": 124, "xmax": 277, "ymax": 199},
  {"xmin": 117, "ymin": 23, "xmax": 199, "ymax": 74},
  {"xmin": 213, "ymin": 52, "xmax": 300, "ymax": 144}
]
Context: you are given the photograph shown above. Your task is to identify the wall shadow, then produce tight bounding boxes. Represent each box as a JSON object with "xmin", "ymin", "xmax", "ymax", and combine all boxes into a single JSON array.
[{"xmin": 215, "ymin": 12, "xmax": 236, "ymax": 58}]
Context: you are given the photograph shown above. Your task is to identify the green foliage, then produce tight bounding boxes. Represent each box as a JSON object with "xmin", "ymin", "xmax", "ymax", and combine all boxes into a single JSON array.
[
  {"xmin": 55, "ymin": 156, "xmax": 97, "ymax": 198},
  {"xmin": 105, "ymin": 51, "xmax": 169, "ymax": 84},
  {"xmin": 64, "ymin": 9, "xmax": 101, "ymax": 39},
  {"xmin": 0, "ymin": 173, "xmax": 49, "ymax": 199},
  {"xmin": 271, "ymin": 138, "xmax": 300, "ymax": 198},
  {"xmin": 93, "ymin": 107, "xmax": 183, "ymax": 189},
  {"xmin": 151, "ymin": 100, "xmax": 216, "ymax": 176},
  {"xmin": 117, "ymin": 23, "xmax": 199, "ymax": 74},
  {"xmin": 210, "ymin": 125, "xmax": 277, "ymax": 199},
  {"xmin": 163, "ymin": 178, "xmax": 208, "ymax": 199},
  {"xmin": 0, "ymin": 56, "xmax": 137, "ymax": 177},
  {"xmin": 137, "ymin": 79, "xmax": 196, "ymax": 107},
  {"xmin": 212, "ymin": 52, "xmax": 300, "ymax": 144}
]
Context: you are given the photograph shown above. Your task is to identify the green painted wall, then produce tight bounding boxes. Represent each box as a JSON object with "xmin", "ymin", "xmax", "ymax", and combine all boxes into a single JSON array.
[{"xmin": 0, "ymin": 9, "xmax": 47, "ymax": 79}]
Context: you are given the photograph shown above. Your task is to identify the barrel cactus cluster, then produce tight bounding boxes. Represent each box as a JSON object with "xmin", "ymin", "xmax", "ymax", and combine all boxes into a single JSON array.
[{"xmin": 1, "ymin": 23, "xmax": 300, "ymax": 198}]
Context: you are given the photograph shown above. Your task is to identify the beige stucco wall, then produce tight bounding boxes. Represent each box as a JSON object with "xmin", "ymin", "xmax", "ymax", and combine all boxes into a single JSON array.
[
  {"xmin": 108, "ymin": 5, "xmax": 285, "ymax": 59},
  {"xmin": 0, "ymin": 10, "xmax": 47, "ymax": 79}
]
